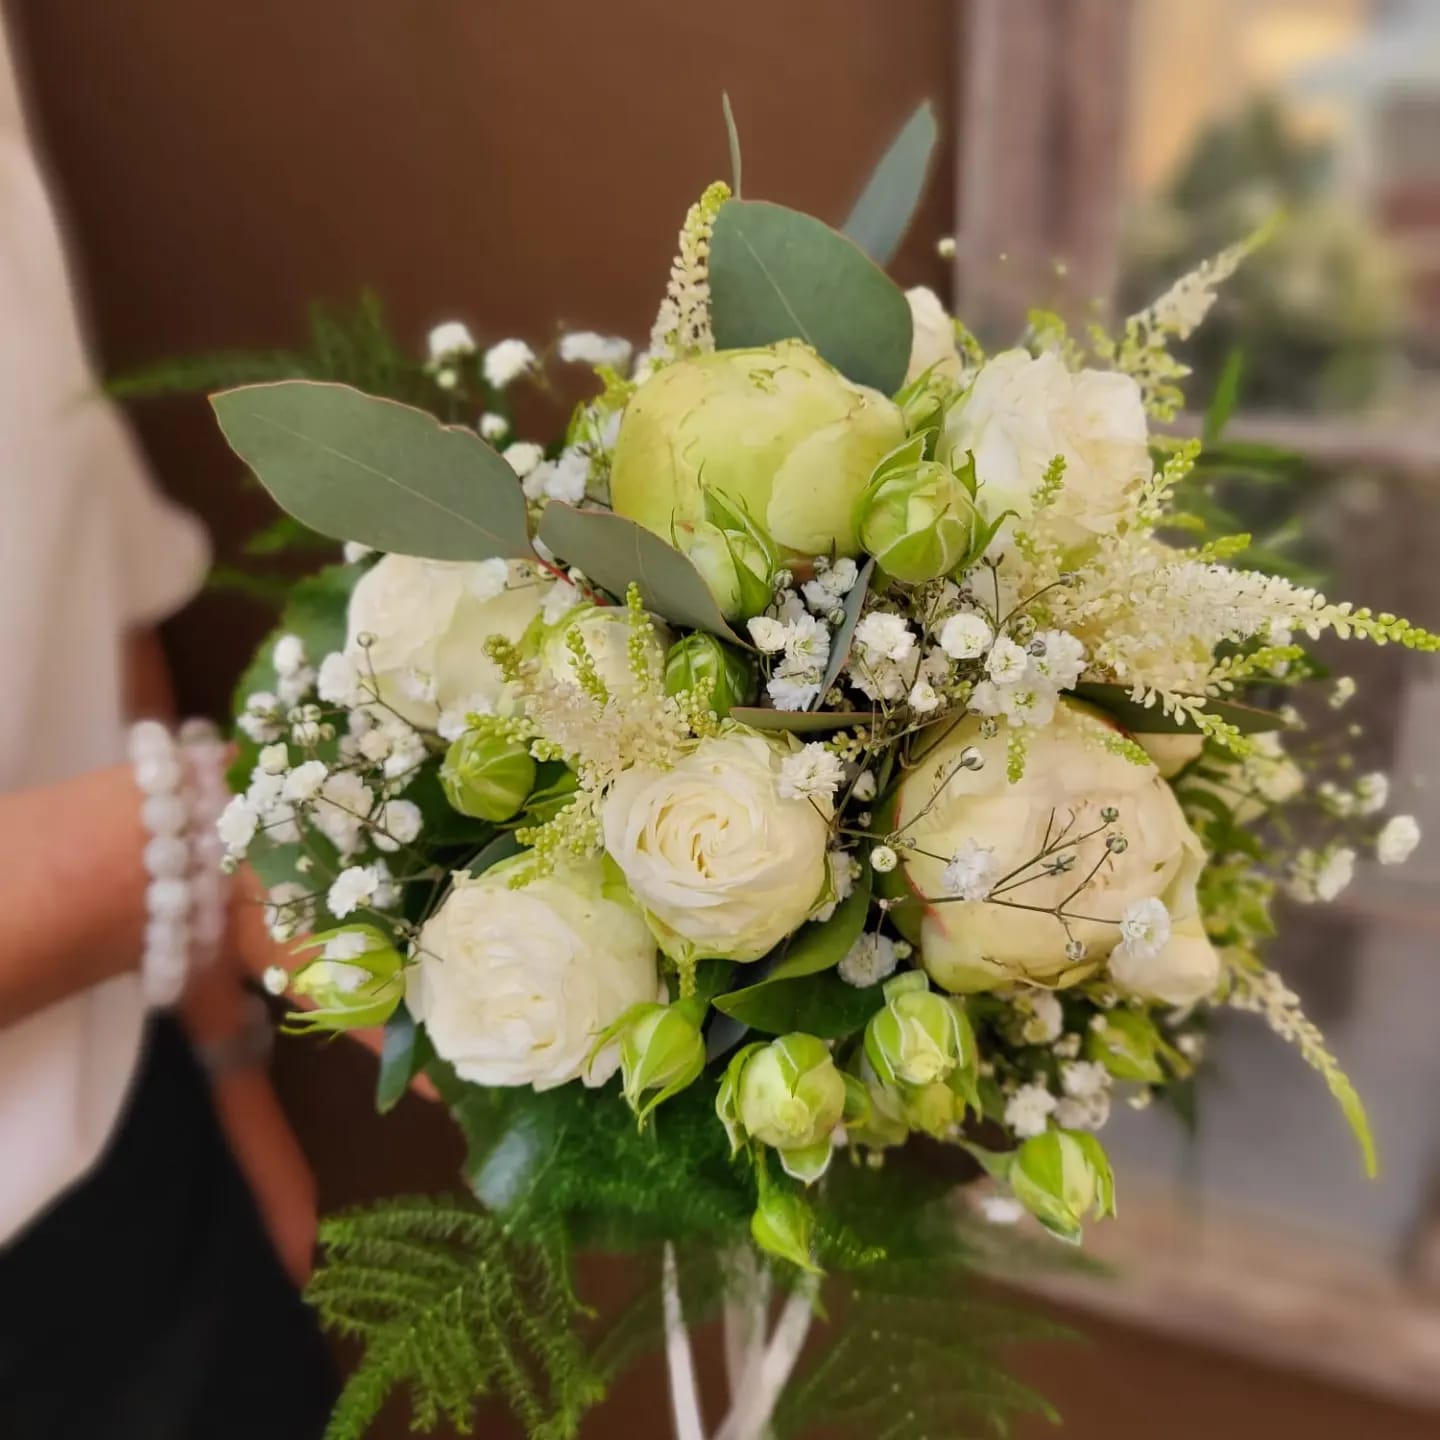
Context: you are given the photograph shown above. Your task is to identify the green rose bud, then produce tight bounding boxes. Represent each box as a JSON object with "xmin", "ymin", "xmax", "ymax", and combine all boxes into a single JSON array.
[
  {"xmin": 611, "ymin": 339, "xmax": 905, "ymax": 561},
  {"xmin": 441, "ymin": 730, "xmax": 536, "ymax": 822},
  {"xmin": 677, "ymin": 520, "xmax": 774, "ymax": 622},
  {"xmin": 1009, "ymin": 1130, "xmax": 1116, "ymax": 1243},
  {"xmin": 750, "ymin": 1189, "xmax": 820, "ymax": 1274},
  {"xmin": 285, "ymin": 924, "xmax": 405, "ymax": 1033},
  {"xmin": 854, "ymin": 435, "xmax": 979, "ymax": 583},
  {"xmin": 612, "ymin": 1000, "xmax": 706, "ymax": 1124},
  {"xmin": 1085, "ymin": 1010, "xmax": 1167, "ymax": 1085},
  {"xmin": 864, "ymin": 972, "xmax": 976, "ymax": 1089},
  {"xmin": 664, "ymin": 633, "xmax": 757, "ymax": 717},
  {"xmin": 718, "ymin": 1033, "xmax": 846, "ymax": 1184}
]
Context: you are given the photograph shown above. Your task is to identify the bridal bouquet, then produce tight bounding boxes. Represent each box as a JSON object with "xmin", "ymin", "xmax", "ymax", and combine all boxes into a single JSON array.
[{"xmin": 212, "ymin": 103, "xmax": 1430, "ymax": 1439}]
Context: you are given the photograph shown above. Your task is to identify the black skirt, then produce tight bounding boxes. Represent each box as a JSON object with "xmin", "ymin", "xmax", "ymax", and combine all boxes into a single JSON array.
[{"xmin": 0, "ymin": 1018, "xmax": 337, "ymax": 1438}]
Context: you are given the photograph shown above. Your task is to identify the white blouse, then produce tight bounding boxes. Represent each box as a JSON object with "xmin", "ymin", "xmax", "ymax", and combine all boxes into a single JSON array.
[{"xmin": 0, "ymin": 18, "xmax": 210, "ymax": 1244}]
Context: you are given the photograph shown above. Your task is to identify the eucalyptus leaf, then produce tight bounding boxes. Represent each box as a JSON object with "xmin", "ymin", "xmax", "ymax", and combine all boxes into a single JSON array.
[
  {"xmin": 813, "ymin": 557, "xmax": 874, "ymax": 708},
  {"xmin": 709, "ymin": 200, "xmax": 912, "ymax": 395},
  {"xmin": 538, "ymin": 503, "xmax": 748, "ymax": 643},
  {"xmin": 842, "ymin": 100, "xmax": 938, "ymax": 267},
  {"xmin": 722, "ymin": 91, "xmax": 743, "ymax": 195},
  {"xmin": 712, "ymin": 972, "xmax": 884, "ymax": 1039},
  {"xmin": 1074, "ymin": 683, "xmax": 1286, "ymax": 736},
  {"xmin": 212, "ymin": 381, "xmax": 533, "ymax": 561},
  {"xmin": 376, "ymin": 1003, "xmax": 434, "ymax": 1114},
  {"xmin": 729, "ymin": 707, "xmax": 878, "ymax": 735}
]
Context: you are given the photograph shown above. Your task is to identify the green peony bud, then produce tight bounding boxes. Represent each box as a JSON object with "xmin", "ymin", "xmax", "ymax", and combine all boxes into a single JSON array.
[
  {"xmin": 750, "ymin": 1189, "xmax": 820, "ymax": 1273},
  {"xmin": 854, "ymin": 435, "xmax": 979, "ymax": 583},
  {"xmin": 664, "ymin": 633, "xmax": 757, "ymax": 717},
  {"xmin": 441, "ymin": 730, "xmax": 536, "ymax": 822},
  {"xmin": 615, "ymin": 1000, "xmax": 706, "ymax": 1123},
  {"xmin": 1009, "ymin": 1129, "xmax": 1116, "ymax": 1243},
  {"xmin": 1085, "ymin": 1010, "xmax": 1167, "ymax": 1084},
  {"xmin": 864, "ymin": 972, "xmax": 976, "ymax": 1089},
  {"xmin": 611, "ymin": 339, "xmax": 905, "ymax": 562},
  {"xmin": 718, "ymin": 1033, "xmax": 846, "ymax": 1184},
  {"xmin": 285, "ymin": 924, "xmax": 405, "ymax": 1033}
]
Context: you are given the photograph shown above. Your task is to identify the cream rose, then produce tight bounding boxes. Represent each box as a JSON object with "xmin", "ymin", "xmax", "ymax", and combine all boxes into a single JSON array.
[
  {"xmin": 601, "ymin": 731, "xmax": 832, "ymax": 962},
  {"xmin": 940, "ymin": 349, "xmax": 1150, "ymax": 547},
  {"xmin": 904, "ymin": 286, "xmax": 966, "ymax": 385},
  {"xmin": 894, "ymin": 702, "xmax": 1219, "ymax": 1003},
  {"xmin": 407, "ymin": 854, "xmax": 658, "ymax": 1089},
  {"xmin": 345, "ymin": 554, "xmax": 550, "ymax": 728}
]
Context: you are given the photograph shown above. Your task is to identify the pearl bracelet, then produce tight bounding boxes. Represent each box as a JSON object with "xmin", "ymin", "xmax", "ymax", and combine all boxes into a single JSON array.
[{"xmin": 129, "ymin": 719, "xmax": 232, "ymax": 1008}]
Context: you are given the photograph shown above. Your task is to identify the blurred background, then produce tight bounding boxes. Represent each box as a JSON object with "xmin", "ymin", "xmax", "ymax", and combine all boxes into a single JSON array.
[{"xmin": 6, "ymin": 0, "xmax": 1439, "ymax": 1434}]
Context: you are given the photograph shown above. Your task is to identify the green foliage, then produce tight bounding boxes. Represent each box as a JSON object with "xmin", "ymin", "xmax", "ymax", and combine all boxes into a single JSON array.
[
  {"xmin": 816, "ymin": 558, "xmax": 874, "ymax": 704},
  {"xmin": 841, "ymin": 100, "xmax": 938, "ymax": 268},
  {"xmin": 307, "ymin": 1196, "xmax": 602, "ymax": 1440}
]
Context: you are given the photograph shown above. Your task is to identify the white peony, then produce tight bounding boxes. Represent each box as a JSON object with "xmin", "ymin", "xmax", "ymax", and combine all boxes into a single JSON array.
[
  {"xmin": 941, "ymin": 349, "xmax": 1151, "ymax": 548},
  {"xmin": 601, "ymin": 730, "xmax": 832, "ymax": 962},
  {"xmin": 407, "ymin": 854, "xmax": 658, "ymax": 1090},
  {"xmin": 894, "ymin": 702, "xmax": 1219, "ymax": 1005},
  {"xmin": 904, "ymin": 286, "xmax": 966, "ymax": 385},
  {"xmin": 344, "ymin": 554, "xmax": 550, "ymax": 729}
]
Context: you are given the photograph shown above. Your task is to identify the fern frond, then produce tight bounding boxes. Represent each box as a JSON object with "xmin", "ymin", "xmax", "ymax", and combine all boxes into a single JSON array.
[{"xmin": 306, "ymin": 1195, "xmax": 602, "ymax": 1440}]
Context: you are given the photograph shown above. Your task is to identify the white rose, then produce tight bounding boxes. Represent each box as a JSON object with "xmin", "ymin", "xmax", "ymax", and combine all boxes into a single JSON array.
[
  {"xmin": 540, "ymin": 603, "xmax": 670, "ymax": 700},
  {"xmin": 407, "ymin": 854, "xmax": 658, "ymax": 1089},
  {"xmin": 895, "ymin": 701, "xmax": 1219, "ymax": 1001},
  {"xmin": 602, "ymin": 730, "xmax": 832, "ymax": 962},
  {"xmin": 904, "ymin": 286, "xmax": 965, "ymax": 385},
  {"xmin": 345, "ymin": 554, "xmax": 550, "ymax": 728},
  {"xmin": 941, "ymin": 349, "xmax": 1150, "ymax": 547},
  {"xmin": 1135, "ymin": 731, "xmax": 1205, "ymax": 779}
]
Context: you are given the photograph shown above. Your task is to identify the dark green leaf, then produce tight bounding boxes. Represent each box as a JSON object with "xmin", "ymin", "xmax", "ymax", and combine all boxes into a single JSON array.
[
  {"xmin": 729, "ymin": 707, "xmax": 878, "ymax": 734},
  {"xmin": 1203, "ymin": 348, "xmax": 1245, "ymax": 446},
  {"xmin": 376, "ymin": 1003, "xmax": 434, "ymax": 1114},
  {"xmin": 722, "ymin": 92, "xmax": 743, "ymax": 195},
  {"xmin": 211, "ymin": 381, "xmax": 533, "ymax": 561},
  {"xmin": 712, "ymin": 971, "xmax": 884, "ymax": 1038},
  {"xmin": 763, "ymin": 870, "xmax": 872, "ymax": 985},
  {"xmin": 538, "ymin": 503, "xmax": 747, "ymax": 643},
  {"xmin": 709, "ymin": 200, "xmax": 912, "ymax": 395},
  {"xmin": 1074, "ymin": 683, "xmax": 1286, "ymax": 735},
  {"xmin": 813, "ymin": 558, "xmax": 874, "ymax": 708},
  {"xmin": 842, "ymin": 100, "xmax": 938, "ymax": 267},
  {"xmin": 466, "ymin": 831, "xmax": 523, "ymax": 877}
]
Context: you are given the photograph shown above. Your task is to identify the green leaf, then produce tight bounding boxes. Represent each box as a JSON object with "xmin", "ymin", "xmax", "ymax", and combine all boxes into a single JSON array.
[
  {"xmin": 538, "ymin": 503, "xmax": 747, "ymax": 643},
  {"xmin": 709, "ymin": 200, "xmax": 912, "ymax": 395},
  {"xmin": 1203, "ymin": 348, "xmax": 1245, "ymax": 446},
  {"xmin": 842, "ymin": 100, "xmax": 938, "ymax": 267},
  {"xmin": 1329, "ymin": 1067, "xmax": 1378, "ymax": 1179},
  {"xmin": 722, "ymin": 91, "xmax": 743, "ymax": 195},
  {"xmin": 211, "ymin": 381, "xmax": 533, "ymax": 561},
  {"xmin": 466, "ymin": 831, "xmax": 523, "ymax": 877},
  {"xmin": 813, "ymin": 558, "xmax": 873, "ymax": 708},
  {"xmin": 1074, "ymin": 683, "xmax": 1286, "ymax": 735},
  {"xmin": 376, "ymin": 1003, "xmax": 433, "ymax": 1114},
  {"xmin": 763, "ymin": 870, "xmax": 873, "ymax": 985},
  {"xmin": 712, "ymin": 971, "xmax": 885, "ymax": 1039},
  {"xmin": 729, "ymin": 707, "xmax": 878, "ymax": 734}
]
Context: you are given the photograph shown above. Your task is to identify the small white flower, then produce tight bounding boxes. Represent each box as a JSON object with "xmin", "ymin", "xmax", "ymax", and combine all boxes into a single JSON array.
[
  {"xmin": 938, "ymin": 610, "xmax": 993, "ymax": 660},
  {"xmin": 813, "ymin": 848, "xmax": 858, "ymax": 922},
  {"xmin": 257, "ymin": 743, "xmax": 289, "ymax": 776},
  {"xmin": 766, "ymin": 673, "xmax": 820, "ymax": 711},
  {"xmin": 328, "ymin": 865, "xmax": 379, "ymax": 919},
  {"xmin": 282, "ymin": 759, "xmax": 329, "ymax": 804},
  {"xmin": 852, "ymin": 770, "xmax": 877, "ymax": 803},
  {"xmin": 985, "ymin": 636, "xmax": 1029, "ymax": 685},
  {"xmin": 504, "ymin": 441, "xmax": 545, "ymax": 478},
  {"xmin": 747, "ymin": 616, "xmax": 789, "ymax": 653},
  {"xmin": 1377, "ymin": 815, "xmax": 1421, "ymax": 866},
  {"xmin": 838, "ymin": 932, "xmax": 899, "ymax": 988},
  {"xmin": 1055, "ymin": 1092, "xmax": 1111, "ymax": 1131},
  {"xmin": 799, "ymin": 578, "xmax": 833, "ymax": 614},
  {"xmin": 870, "ymin": 844, "xmax": 898, "ymax": 873},
  {"xmin": 315, "ymin": 772, "xmax": 375, "ymax": 856},
  {"xmin": 369, "ymin": 859, "xmax": 400, "ymax": 910},
  {"xmin": 483, "ymin": 338, "xmax": 536, "ymax": 389},
  {"xmin": 940, "ymin": 838, "xmax": 997, "ymax": 901},
  {"xmin": 316, "ymin": 651, "xmax": 361, "ymax": 707},
  {"xmin": 342, "ymin": 541, "xmax": 374, "ymax": 565},
  {"xmin": 822, "ymin": 557, "xmax": 859, "ymax": 596},
  {"xmin": 1021, "ymin": 990, "xmax": 1063, "ymax": 1045},
  {"xmin": 373, "ymin": 799, "xmax": 423, "ymax": 852},
  {"xmin": 263, "ymin": 881, "xmax": 312, "ymax": 940},
  {"xmin": 276, "ymin": 666, "xmax": 317, "ymax": 708},
  {"xmin": 854, "ymin": 612, "xmax": 915, "ymax": 663},
  {"xmin": 427, "ymin": 320, "xmax": 476, "ymax": 362},
  {"xmin": 558, "ymin": 331, "xmax": 633, "ymax": 368},
  {"xmin": 272, "ymin": 634, "xmax": 306, "ymax": 677},
  {"xmin": 1060, "ymin": 1060, "xmax": 1110, "ymax": 1100},
  {"xmin": 907, "ymin": 679, "xmax": 941, "ymax": 714},
  {"xmin": 778, "ymin": 743, "xmax": 847, "ymax": 802},
  {"xmin": 238, "ymin": 691, "xmax": 283, "ymax": 744},
  {"xmin": 1004, "ymin": 1082, "xmax": 1057, "ymax": 1139},
  {"xmin": 541, "ymin": 580, "xmax": 583, "ymax": 627},
  {"xmin": 978, "ymin": 1195, "xmax": 1025, "ymax": 1226},
  {"xmin": 1115, "ymin": 897, "xmax": 1171, "ymax": 962},
  {"xmin": 261, "ymin": 965, "xmax": 290, "ymax": 996},
  {"xmin": 216, "ymin": 795, "xmax": 258, "ymax": 857},
  {"xmin": 1329, "ymin": 676, "xmax": 1357, "ymax": 709},
  {"xmin": 478, "ymin": 412, "xmax": 510, "ymax": 443},
  {"xmin": 523, "ymin": 450, "xmax": 589, "ymax": 505},
  {"xmin": 1355, "ymin": 772, "xmax": 1390, "ymax": 817},
  {"xmin": 783, "ymin": 614, "xmax": 832, "ymax": 672},
  {"xmin": 1315, "ymin": 845, "xmax": 1357, "ymax": 901},
  {"xmin": 1028, "ymin": 630, "xmax": 1086, "ymax": 690}
]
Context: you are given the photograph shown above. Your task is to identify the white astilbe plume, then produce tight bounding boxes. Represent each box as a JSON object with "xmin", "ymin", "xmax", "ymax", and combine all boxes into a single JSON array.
[{"xmin": 648, "ymin": 181, "xmax": 730, "ymax": 365}]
